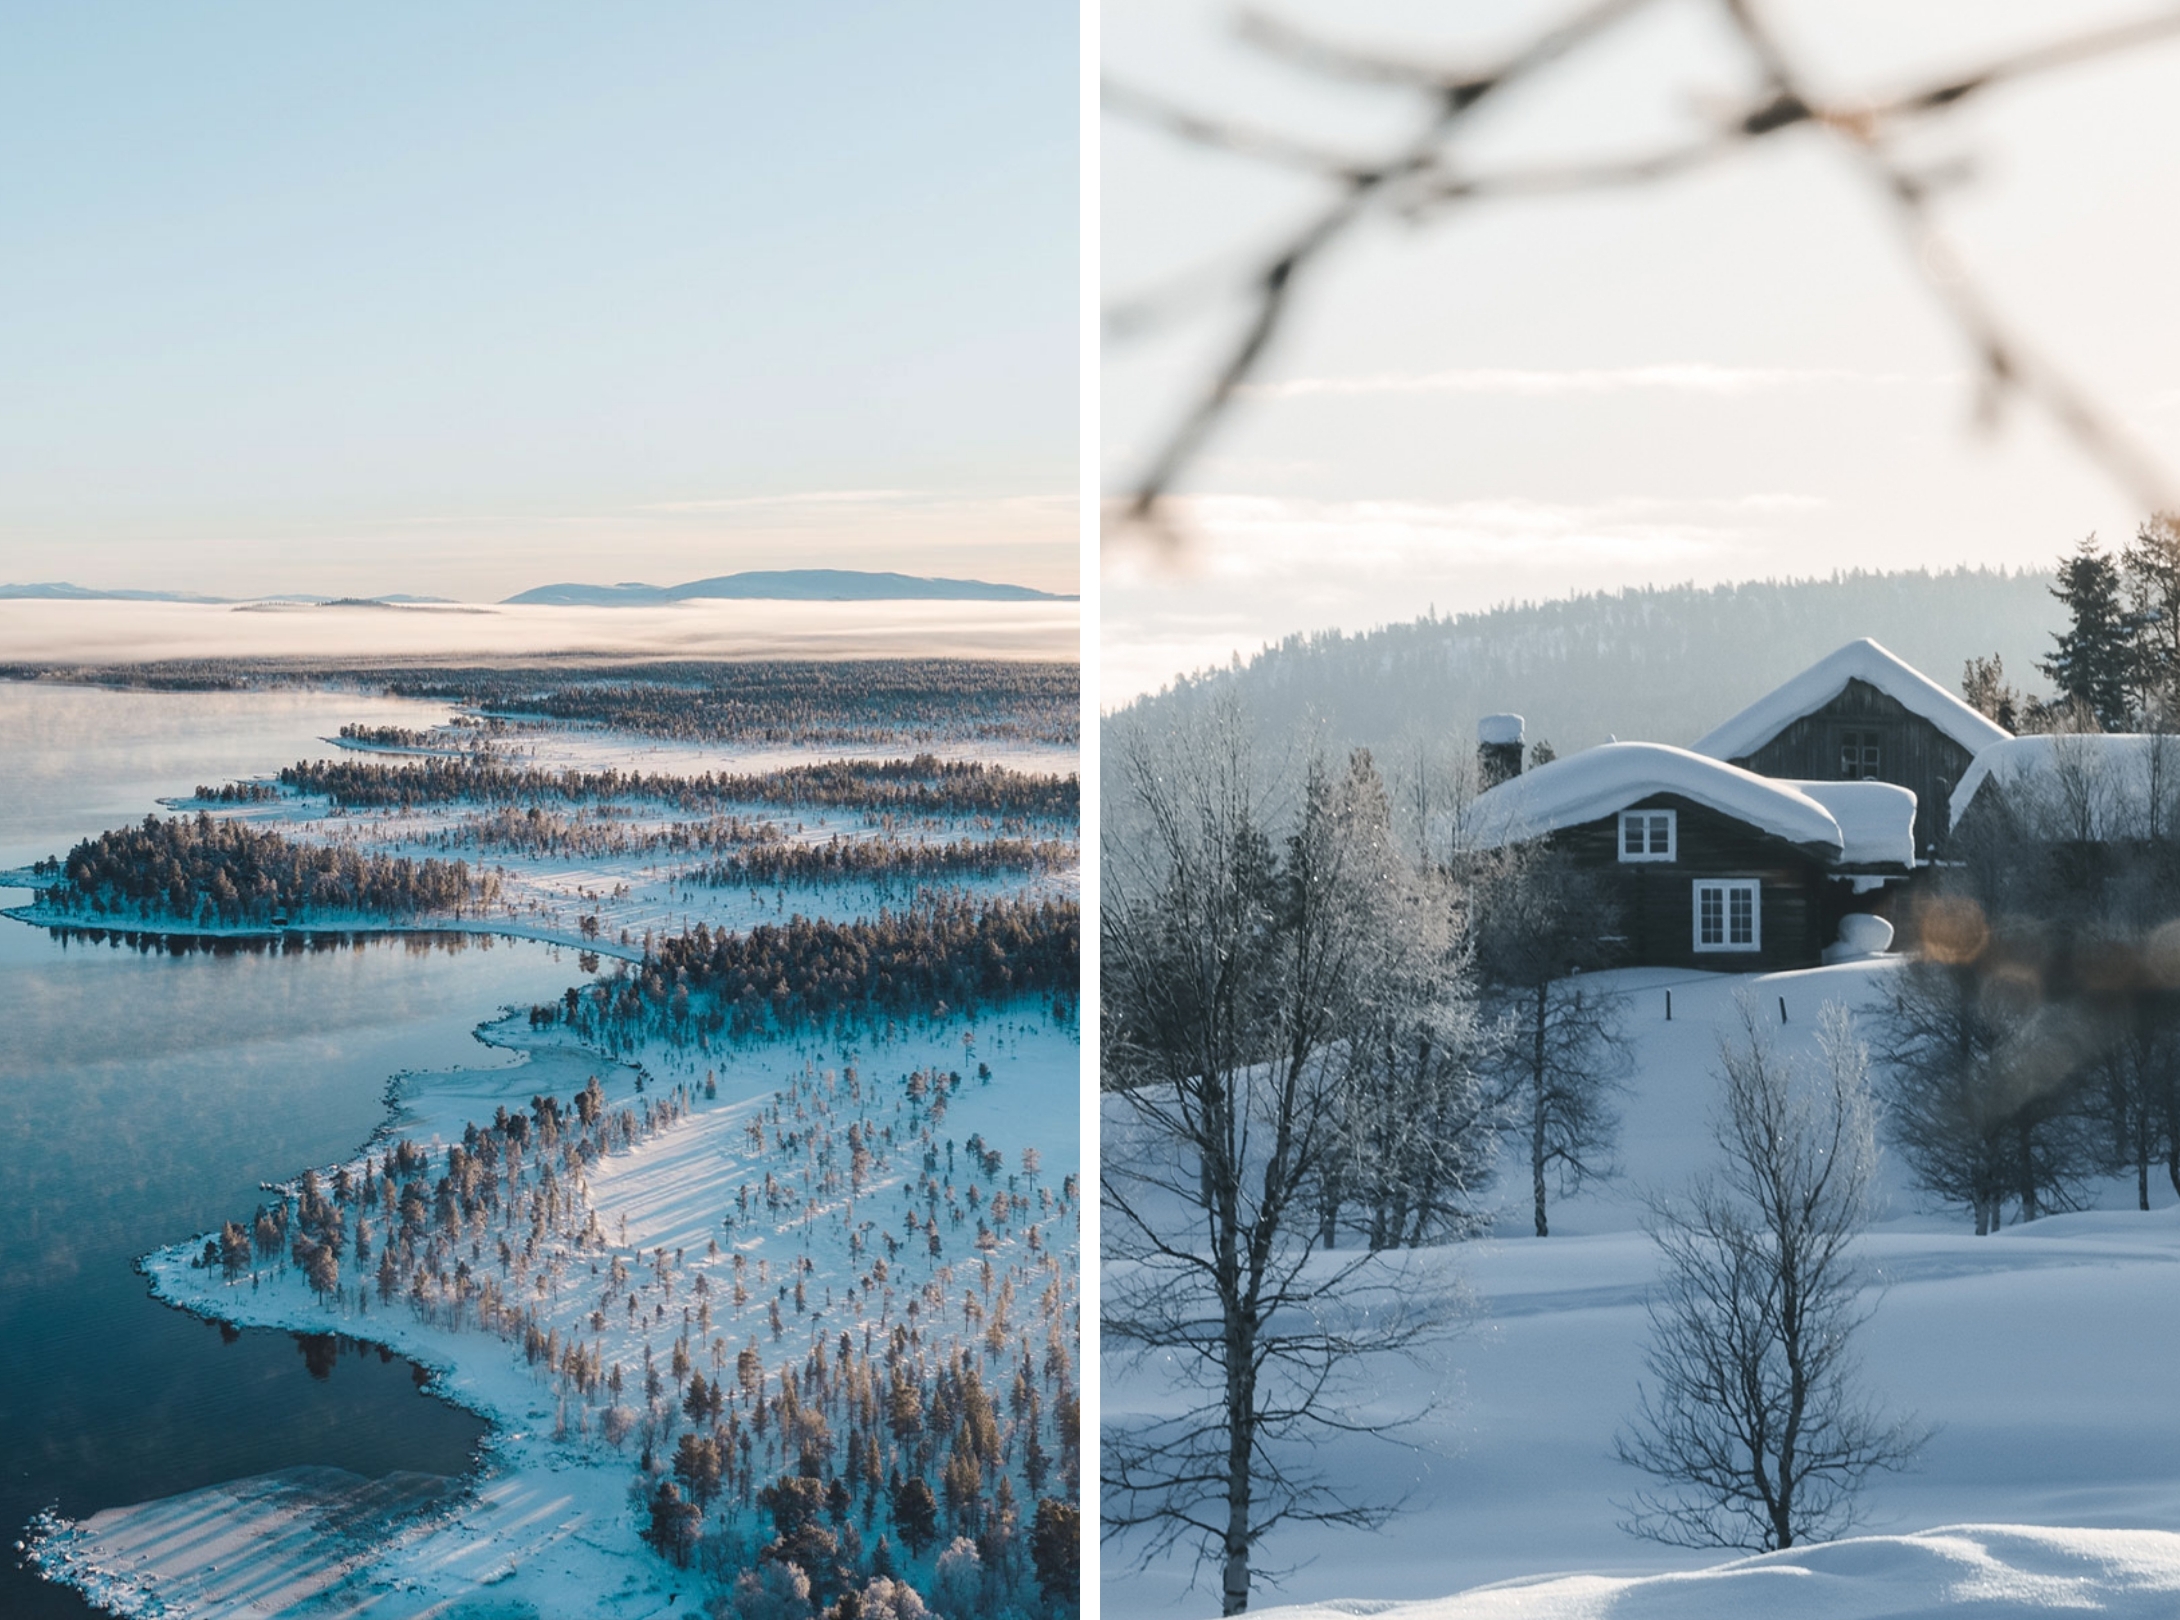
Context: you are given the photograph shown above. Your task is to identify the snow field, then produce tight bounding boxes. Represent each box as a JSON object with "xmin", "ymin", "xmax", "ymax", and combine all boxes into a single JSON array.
[
  {"xmin": 1246, "ymin": 1525, "xmax": 2180, "ymax": 1620},
  {"xmin": 1105, "ymin": 959, "xmax": 2180, "ymax": 1616}
]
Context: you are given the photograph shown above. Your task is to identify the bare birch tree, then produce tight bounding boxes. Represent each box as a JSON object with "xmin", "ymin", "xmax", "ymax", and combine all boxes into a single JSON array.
[
  {"xmin": 1470, "ymin": 842, "xmax": 1632, "ymax": 1236},
  {"xmin": 1617, "ymin": 999, "xmax": 1926, "ymax": 1551},
  {"xmin": 1102, "ymin": 703, "xmax": 1468, "ymax": 1614}
]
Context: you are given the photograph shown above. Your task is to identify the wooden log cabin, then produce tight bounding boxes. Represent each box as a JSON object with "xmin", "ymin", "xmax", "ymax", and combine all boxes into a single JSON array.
[
  {"xmin": 1690, "ymin": 639, "xmax": 2012, "ymax": 860},
  {"xmin": 1462, "ymin": 735, "xmax": 1918, "ymax": 971}
]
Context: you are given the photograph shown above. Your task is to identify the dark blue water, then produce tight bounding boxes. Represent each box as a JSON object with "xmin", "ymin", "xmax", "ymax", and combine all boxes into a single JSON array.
[{"xmin": 0, "ymin": 682, "xmax": 580, "ymax": 1616}]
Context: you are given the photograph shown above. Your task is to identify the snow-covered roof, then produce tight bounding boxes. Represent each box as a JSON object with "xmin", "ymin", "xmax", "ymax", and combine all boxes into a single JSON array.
[
  {"xmin": 1691, "ymin": 638, "xmax": 2012, "ymax": 762},
  {"xmin": 1780, "ymin": 780, "xmax": 1917, "ymax": 868},
  {"xmin": 1461, "ymin": 742, "xmax": 1845, "ymax": 855},
  {"xmin": 1950, "ymin": 733, "xmax": 2180, "ymax": 841}
]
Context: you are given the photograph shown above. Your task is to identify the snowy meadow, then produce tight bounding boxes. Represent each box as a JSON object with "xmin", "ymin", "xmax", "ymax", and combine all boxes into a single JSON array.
[{"xmin": 1105, "ymin": 958, "xmax": 2180, "ymax": 1618}]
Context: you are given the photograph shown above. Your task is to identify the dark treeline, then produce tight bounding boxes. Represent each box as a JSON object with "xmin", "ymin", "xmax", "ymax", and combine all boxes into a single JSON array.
[
  {"xmin": 378, "ymin": 661, "xmax": 1079, "ymax": 749},
  {"xmin": 41, "ymin": 813, "xmax": 496, "ymax": 925},
  {"xmin": 21, "ymin": 925, "xmax": 509, "ymax": 961},
  {"xmin": 693, "ymin": 837, "xmax": 1074, "ymax": 890},
  {"xmin": 190, "ymin": 781, "xmax": 282, "ymax": 803},
  {"xmin": 0, "ymin": 659, "xmax": 1080, "ymax": 747},
  {"xmin": 337, "ymin": 723, "xmax": 440, "ymax": 748},
  {"xmin": 417, "ymin": 807, "xmax": 780, "ymax": 862},
  {"xmin": 535, "ymin": 898, "xmax": 1080, "ymax": 1045},
  {"xmin": 277, "ymin": 753, "xmax": 1078, "ymax": 822}
]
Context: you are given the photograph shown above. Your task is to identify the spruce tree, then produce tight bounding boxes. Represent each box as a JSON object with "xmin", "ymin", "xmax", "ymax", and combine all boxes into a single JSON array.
[
  {"xmin": 2041, "ymin": 537, "xmax": 2133, "ymax": 729},
  {"xmin": 2122, "ymin": 513, "xmax": 2180, "ymax": 717}
]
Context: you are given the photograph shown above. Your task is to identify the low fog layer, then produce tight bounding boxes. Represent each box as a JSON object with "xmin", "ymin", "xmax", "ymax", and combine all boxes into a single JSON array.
[{"xmin": 0, "ymin": 598, "xmax": 1079, "ymax": 665}]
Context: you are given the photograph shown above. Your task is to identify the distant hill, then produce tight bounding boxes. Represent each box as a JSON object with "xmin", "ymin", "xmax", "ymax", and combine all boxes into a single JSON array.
[
  {"xmin": 1110, "ymin": 568, "xmax": 2063, "ymax": 763},
  {"xmin": 0, "ymin": 582, "xmax": 230, "ymax": 603},
  {"xmin": 504, "ymin": 569, "xmax": 1074, "ymax": 606},
  {"xmin": 0, "ymin": 584, "xmax": 453, "ymax": 606}
]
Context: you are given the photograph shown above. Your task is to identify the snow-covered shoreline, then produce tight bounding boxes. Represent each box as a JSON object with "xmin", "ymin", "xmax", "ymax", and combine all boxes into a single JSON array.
[
  {"xmin": 29, "ymin": 1000, "xmax": 1080, "ymax": 1618},
  {"xmin": 0, "ymin": 898, "xmax": 649, "ymax": 964}
]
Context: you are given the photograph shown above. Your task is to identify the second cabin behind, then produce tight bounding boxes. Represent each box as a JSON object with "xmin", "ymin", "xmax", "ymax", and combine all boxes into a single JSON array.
[
  {"xmin": 1460, "ymin": 730, "xmax": 1916, "ymax": 972},
  {"xmin": 1690, "ymin": 638, "xmax": 2012, "ymax": 861}
]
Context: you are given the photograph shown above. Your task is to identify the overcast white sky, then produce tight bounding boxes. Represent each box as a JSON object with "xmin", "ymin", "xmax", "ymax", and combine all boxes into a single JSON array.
[
  {"xmin": 1103, "ymin": 0, "xmax": 2180, "ymax": 702},
  {"xmin": 0, "ymin": 5, "xmax": 1076, "ymax": 604}
]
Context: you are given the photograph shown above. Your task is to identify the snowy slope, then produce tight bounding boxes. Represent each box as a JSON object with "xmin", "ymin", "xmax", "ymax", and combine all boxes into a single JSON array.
[{"xmin": 1102, "ymin": 960, "xmax": 2180, "ymax": 1618}]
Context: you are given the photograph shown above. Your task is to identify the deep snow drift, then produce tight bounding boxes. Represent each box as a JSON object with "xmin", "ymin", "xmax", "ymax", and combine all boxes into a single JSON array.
[
  {"xmin": 1102, "ymin": 960, "xmax": 2180, "ymax": 1617},
  {"xmin": 1247, "ymin": 1526, "xmax": 2180, "ymax": 1620}
]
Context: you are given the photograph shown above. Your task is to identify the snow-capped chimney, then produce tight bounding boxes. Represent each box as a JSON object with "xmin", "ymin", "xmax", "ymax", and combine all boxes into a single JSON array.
[{"xmin": 1478, "ymin": 714, "xmax": 1525, "ymax": 790}]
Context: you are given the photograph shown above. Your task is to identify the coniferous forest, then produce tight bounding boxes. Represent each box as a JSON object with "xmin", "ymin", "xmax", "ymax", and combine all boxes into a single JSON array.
[
  {"xmin": 37, "ymin": 813, "xmax": 494, "ymax": 924},
  {"xmin": 276, "ymin": 754, "xmax": 1077, "ymax": 822},
  {"xmin": 0, "ymin": 659, "xmax": 1079, "ymax": 748},
  {"xmin": 532, "ymin": 899, "xmax": 1081, "ymax": 1046}
]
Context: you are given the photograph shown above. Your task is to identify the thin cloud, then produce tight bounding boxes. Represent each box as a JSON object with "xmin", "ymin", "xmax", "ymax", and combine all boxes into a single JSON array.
[
  {"xmin": 1121, "ymin": 492, "xmax": 1823, "ymax": 585},
  {"xmin": 1242, "ymin": 365, "xmax": 1926, "ymax": 401},
  {"xmin": 637, "ymin": 489, "xmax": 924, "ymax": 514}
]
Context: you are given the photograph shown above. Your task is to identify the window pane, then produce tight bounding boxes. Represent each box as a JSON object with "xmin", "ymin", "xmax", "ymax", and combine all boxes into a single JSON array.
[
  {"xmin": 1648, "ymin": 814, "xmax": 1670, "ymax": 854},
  {"xmin": 1730, "ymin": 887, "xmax": 1754, "ymax": 944},
  {"xmin": 1700, "ymin": 887, "xmax": 1723, "ymax": 944},
  {"xmin": 1624, "ymin": 816, "xmax": 1642, "ymax": 854}
]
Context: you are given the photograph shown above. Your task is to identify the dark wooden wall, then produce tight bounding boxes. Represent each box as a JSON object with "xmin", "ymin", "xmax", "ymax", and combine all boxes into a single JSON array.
[
  {"xmin": 1550, "ymin": 793, "xmax": 1833, "ymax": 971},
  {"xmin": 1727, "ymin": 678, "xmax": 1977, "ymax": 858}
]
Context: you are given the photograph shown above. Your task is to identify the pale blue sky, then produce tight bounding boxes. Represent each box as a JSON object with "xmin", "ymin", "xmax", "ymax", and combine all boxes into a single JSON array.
[
  {"xmin": 0, "ymin": 4, "xmax": 1077, "ymax": 600},
  {"xmin": 1106, "ymin": 0, "xmax": 2180, "ymax": 700}
]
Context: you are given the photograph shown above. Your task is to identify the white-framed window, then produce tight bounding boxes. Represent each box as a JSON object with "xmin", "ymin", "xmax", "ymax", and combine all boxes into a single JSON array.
[
  {"xmin": 1618, "ymin": 809, "xmax": 1676, "ymax": 862},
  {"xmin": 1693, "ymin": 879, "xmax": 1761, "ymax": 952}
]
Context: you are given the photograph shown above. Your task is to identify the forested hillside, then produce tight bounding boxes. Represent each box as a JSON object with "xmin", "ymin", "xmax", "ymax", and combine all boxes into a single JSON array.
[{"xmin": 1115, "ymin": 569, "xmax": 2059, "ymax": 760}]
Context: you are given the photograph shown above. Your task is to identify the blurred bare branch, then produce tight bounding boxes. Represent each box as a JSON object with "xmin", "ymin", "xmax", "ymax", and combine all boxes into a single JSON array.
[{"xmin": 1108, "ymin": 0, "xmax": 2180, "ymax": 548}]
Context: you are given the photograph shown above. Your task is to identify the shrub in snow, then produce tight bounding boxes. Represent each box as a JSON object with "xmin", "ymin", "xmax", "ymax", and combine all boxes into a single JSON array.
[
  {"xmin": 855, "ymin": 1576, "xmax": 931, "ymax": 1620},
  {"xmin": 726, "ymin": 1558, "xmax": 812, "ymax": 1620},
  {"xmin": 934, "ymin": 1536, "xmax": 983, "ymax": 1617}
]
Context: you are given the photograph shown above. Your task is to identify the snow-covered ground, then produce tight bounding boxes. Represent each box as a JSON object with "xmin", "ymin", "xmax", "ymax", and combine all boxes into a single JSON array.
[
  {"xmin": 13, "ymin": 707, "xmax": 1079, "ymax": 970},
  {"xmin": 1104, "ymin": 961, "xmax": 2180, "ymax": 1618},
  {"xmin": 1247, "ymin": 1526, "xmax": 2180, "ymax": 1620},
  {"xmin": 15, "ymin": 699, "xmax": 1080, "ymax": 1617},
  {"xmin": 33, "ymin": 1007, "xmax": 1080, "ymax": 1617}
]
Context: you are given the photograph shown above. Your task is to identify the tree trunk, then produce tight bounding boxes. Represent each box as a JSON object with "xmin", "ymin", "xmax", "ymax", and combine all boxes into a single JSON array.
[
  {"xmin": 2018, "ymin": 1124, "xmax": 2039, "ymax": 1222},
  {"xmin": 1532, "ymin": 983, "xmax": 1550, "ymax": 1237},
  {"xmin": 1223, "ymin": 1406, "xmax": 1252, "ymax": 1616}
]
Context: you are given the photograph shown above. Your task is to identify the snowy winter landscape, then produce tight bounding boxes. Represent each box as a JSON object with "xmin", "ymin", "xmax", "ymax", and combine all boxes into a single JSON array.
[
  {"xmin": 1106, "ymin": 955, "xmax": 2180, "ymax": 1619},
  {"xmin": 3, "ymin": 651, "xmax": 1081, "ymax": 1619},
  {"xmin": 1103, "ymin": 598, "xmax": 2180, "ymax": 1619}
]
